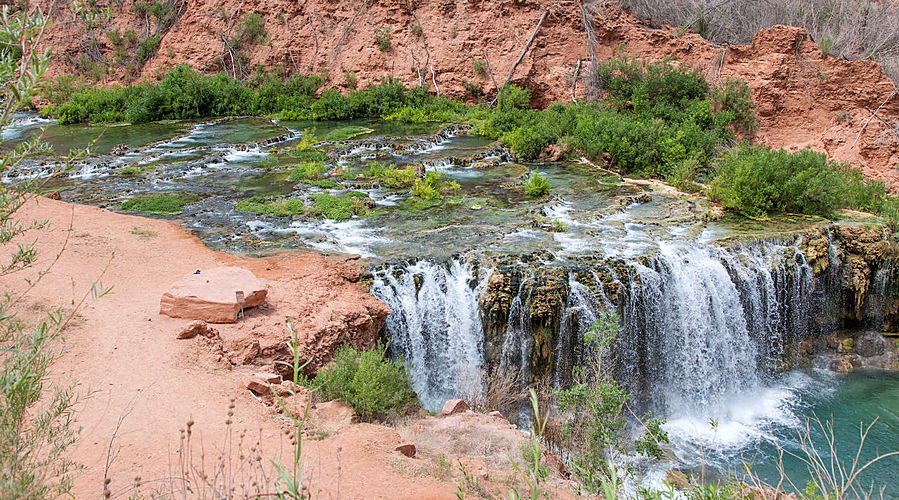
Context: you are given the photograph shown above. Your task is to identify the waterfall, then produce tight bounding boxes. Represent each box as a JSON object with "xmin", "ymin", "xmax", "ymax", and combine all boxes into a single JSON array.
[
  {"xmin": 370, "ymin": 259, "xmax": 493, "ymax": 411},
  {"xmin": 369, "ymin": 235, "xmax": 884, "ymax": 422}
]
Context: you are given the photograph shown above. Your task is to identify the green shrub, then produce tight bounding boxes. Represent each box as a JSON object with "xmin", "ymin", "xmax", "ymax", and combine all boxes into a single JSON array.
[
  {"xmin": 137, "ymin": 35, "xmax": 161, "ymax": 63},
  {"xmin": 374, "ymin": 26, "xmax": 391, "ymax": 51},
  {"xmin": 473, "ymin": 59, "xmax": 488, "ymax": 76},
  {"xmin": 708, "ymin": 145, "xmax": 853, "ymax": 217},
  {"xmin": 410, "ymin": 171, "xmax": 459, "ymax": 202},
  {"xmin": 368, "ymin": 162, "xmax": 418, "ymax": 188},
  {"xmin": 120, "ymin": 193, "xmax": 192, "ymax": 215},
  {"xmin": 497, "ymin": 84, "xmax": 531, "ymax": 112},
  {"xmin": 314, "ymin": 341, "xmax": 416, "ymax": 420},
  {"xmin": 343, "ymin": 68, "xmax": 357, "ymax": 90},
  {"xmin": 410, "ymin": 22, "xmax": 423, "ymax": 37},
  {"xmin": 711, "ymin": 79, "xmax": 757, "ymax": 137},
  {"xmin": 232, "ymin": 12, "xmax": 265, "ymax": 47},
  {"xmin": 524, "ymin": 171, "xmax": 551, "ymax": 197}
]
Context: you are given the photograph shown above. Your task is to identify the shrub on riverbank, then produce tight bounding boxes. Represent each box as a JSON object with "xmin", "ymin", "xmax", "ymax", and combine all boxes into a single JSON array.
[
  {"xmin": 709, "ymin": 145, "xmax": 890, "ymax": 218},
  {"xmin": 314, "ymin": 342, "xmax": 417, "ymax": 421}
]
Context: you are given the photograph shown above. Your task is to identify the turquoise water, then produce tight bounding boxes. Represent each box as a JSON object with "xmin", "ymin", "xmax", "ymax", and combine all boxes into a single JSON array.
[{"xmin": 666, "ymin": 370, "xmax": 899, "ymax": 497}]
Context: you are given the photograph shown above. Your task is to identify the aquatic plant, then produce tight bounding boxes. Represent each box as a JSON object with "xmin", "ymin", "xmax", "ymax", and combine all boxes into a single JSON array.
[
  {"xmin": 309, "ymin": 192, "xmax": 370, "ymax": 221},
  {"xmin": 120, "ymin": 193, "xmax": 194, "ymax": 215},
  {"xmin": 235, "ymin": 196, "xmax": 304, "ymax": 217},
  {"xmin": 287, "ymin": 161, "xmax": 327, "ymax": 181},
  {"xmin": 524, "ymin": 171, "xmax": 551, "ymax": 197}
]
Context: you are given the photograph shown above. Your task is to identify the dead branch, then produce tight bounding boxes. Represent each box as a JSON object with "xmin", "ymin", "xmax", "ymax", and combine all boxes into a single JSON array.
[
  {"xmin": 330, "ymin": 0, "xmax": 371, "ymax": 64},
  {"xmin": 572, "ymin": 58, "xmax": 581, "ymax": 102},
  {"xmin": 308, "ymin": 15, "xmax": 319, "ymax": 73},
  {"xmin": 483, "ymin": 48, "xmax": 499, "ymax": 98},
  {"xmin": 497, "ymin": 8, "xmax": 548, "ymax": 103},
  {"xmin": 853, "ymin": 90, "xmax": 897, "ymax": 148}
]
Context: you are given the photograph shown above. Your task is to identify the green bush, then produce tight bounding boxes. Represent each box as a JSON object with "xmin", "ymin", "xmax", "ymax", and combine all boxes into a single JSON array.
[
  {"xmin": 367, "ymin": 162, "xmax": 418, "ymax": 188},
  {"xmin": 708, "ymin": 145, "xmax": 855, "ymax": 217},
  {"xmin": 497, "ymin": 84, "xmax": 531, "ymax": 112},
  {"xmin": 524, "ymin": 171, "xmax": 551, "ymax": 197},
  {"xmin": 374, "ymin": 26, "xmax": 391, "ymax": 51},
  {"xmin": 137, "ymin": 35, "xmax": 161, "ymax": 63},
  {"xmin": 410, "ymin": 171, "xmax": 460, "ymax": 202},
  {"xmin": 711, "ymin": 79, "xmax": 757, "ymax": 137},
  {"xmin": 314, "ymin": 342, "xmax": 417, "ymax": 420}
]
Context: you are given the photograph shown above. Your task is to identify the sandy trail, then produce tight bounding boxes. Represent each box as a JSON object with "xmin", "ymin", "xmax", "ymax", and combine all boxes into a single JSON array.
[{"xmin": 3, "ymin": 197, "xmax": 459, "ymax": 499}]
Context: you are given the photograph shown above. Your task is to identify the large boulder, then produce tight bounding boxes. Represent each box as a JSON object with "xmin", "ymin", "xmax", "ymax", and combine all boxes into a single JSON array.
[{"xmin": 160, "ymin": 267, "xmax": 267, "ymax": 323}]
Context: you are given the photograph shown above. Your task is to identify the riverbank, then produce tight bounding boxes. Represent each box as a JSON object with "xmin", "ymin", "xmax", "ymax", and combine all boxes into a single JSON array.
[{"xmin": 2, "ymin": 196, "xmax": 579, "ymax": 498}]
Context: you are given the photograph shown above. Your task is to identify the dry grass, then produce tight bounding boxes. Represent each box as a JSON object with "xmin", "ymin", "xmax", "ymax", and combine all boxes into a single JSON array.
[
  {"xmin": 455, "ymin": 366, "xmax": 527, "ymax": 418},
  {"xmin": 615, "ymin": 0, "xmax": 899, "ymax": 81}
]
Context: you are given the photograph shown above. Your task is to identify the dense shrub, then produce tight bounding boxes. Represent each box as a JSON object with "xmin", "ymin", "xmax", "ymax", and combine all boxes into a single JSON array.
[
  {"xmin": 708, "ymin": 145, "xmax": 866, "ymax": 217},
  {"xmin": 314, "ymin": 342, "xmax": 417, "ymax": 420}
]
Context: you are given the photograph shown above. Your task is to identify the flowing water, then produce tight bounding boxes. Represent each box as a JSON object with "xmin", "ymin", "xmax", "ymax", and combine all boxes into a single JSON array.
[{"xmin": 4, "ymin": 114, "xmax": 896, "ymax": 494}]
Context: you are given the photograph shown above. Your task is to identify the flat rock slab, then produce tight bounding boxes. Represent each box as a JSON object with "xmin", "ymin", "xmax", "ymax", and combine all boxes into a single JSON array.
[{"xmin": 160, "ymin": 267, "xmax": 267, "ymax": 323}]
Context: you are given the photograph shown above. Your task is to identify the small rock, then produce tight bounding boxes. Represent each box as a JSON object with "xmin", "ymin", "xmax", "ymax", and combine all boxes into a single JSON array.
[
  {"xmin": 440, "ymin": 399, "xmax": 469, "ymax": 416},
  {"xmin": 855, "ymin": 332, "xmax": 886, "ymax": 357},
  {"xmin": 226, "ymin": 338, "xmax": 260, "ymax": 365},
  {"xmin": 307, "ymin": 401, "xmax": 357, "ymax": 433},
  {"xmin": 45, "ymin": 191, "xmax": 61, "ymax": 200},
  {"xmin": 176, "ymin": 320, "xmax": 218, "ymax": 339},
  {"xmin": 395, "ymin": 442, "xmax": 416, "ymax": 457},
  {"xmin": 252, "ymin": 372, "xmax": 282, "ymax": 384},
  {"xmin": 487, "ymin": 410, "xmax": 503, "ymax": 418},
  {"xmin": 666, "ymin": 470, "xmax": 690, "ymax": 490},
  {"xmin": 829, "ymin": 357, "xmax": 854, "ymax": 373},
  {"xmin": 245, "ymin": 377, "xmax": 270, "ymax": 395},
  {"xmin": 273, "ymin": 381, "xmax": 298, "ymax": 397}
]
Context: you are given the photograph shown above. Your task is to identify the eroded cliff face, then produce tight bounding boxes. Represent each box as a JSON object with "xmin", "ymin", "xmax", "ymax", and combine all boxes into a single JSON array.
[{"xmin": 36, "ymin": 0, "xmax": 899, "ymax": 188}]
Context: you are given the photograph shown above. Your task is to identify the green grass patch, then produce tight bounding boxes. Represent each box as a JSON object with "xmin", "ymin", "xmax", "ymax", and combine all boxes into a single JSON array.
[
  {"xmin": 119, "ymin": 165, "xmax": 156, "ymax": 177},
  {"xmin": 323, "ymin": 126, "xmax": 374, "ymax": 142},
  {"xmin": 235, "ymin": 195, "xmax": 305, "ymax": 217},
  {"xmin": 309, "ymin": 192, "xmax": 371, "ymax": 221},
  {"xmin": 120, "ymin": 193, "xmax": 195, "ymax": 215},
  {"xmin": 301, "ymin": 179, "xmax": 342, "ymax": 189},
  {"xmin": 291, "ymin": 149, "xmax": 329, "ymax": 162},
  {"xmin": 287, "ymin": 161, "xmax": 327, "ymax": 181}
]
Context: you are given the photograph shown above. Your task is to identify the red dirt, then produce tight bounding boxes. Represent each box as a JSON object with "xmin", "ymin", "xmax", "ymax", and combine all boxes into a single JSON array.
[
  {"xmin": 35, "ymin": 0, "xmax": 899, "ymax": 189},
  {"xmin": 3, "ymin": 197, "xmax": 569, "ymax": 498}
]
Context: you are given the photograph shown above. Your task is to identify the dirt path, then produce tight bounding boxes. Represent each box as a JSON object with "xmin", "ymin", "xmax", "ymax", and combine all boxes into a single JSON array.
[{"xmin": 3, "ymin": 197, "xmax": 464, "ymax": 499}]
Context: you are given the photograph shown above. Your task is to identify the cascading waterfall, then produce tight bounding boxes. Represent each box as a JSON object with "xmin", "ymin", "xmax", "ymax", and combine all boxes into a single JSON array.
[
  {"xmin": 371, "ymin": 234, "xmax": 867, "ymax": 426},
  {"xmin": 370, "ymin": 259, "xmax": 493, "ymax": 411}
]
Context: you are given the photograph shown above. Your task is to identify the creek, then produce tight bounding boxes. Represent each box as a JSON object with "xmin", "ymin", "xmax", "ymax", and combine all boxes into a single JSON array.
[{"xmin": 4, "ymin": 114, "xmax": 897, "ymax": 496}]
